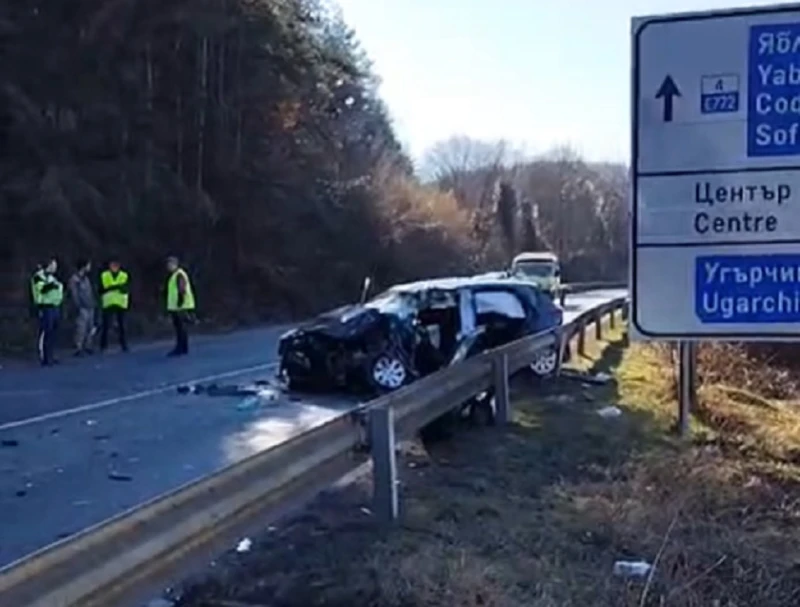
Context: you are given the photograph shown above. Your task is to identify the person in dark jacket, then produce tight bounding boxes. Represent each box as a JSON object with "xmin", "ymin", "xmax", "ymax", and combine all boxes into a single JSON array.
[{"xmin": 68, "ymin": 259, "xmax": 97, "ymax": 356}]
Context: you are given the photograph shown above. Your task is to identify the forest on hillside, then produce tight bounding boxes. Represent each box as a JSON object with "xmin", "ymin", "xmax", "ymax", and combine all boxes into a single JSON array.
[{"xmin": 0, "ymin": 0, "xmax": 628, "ymax": 350}]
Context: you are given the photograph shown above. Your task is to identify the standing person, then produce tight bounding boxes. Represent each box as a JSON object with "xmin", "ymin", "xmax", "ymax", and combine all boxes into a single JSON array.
[
  {"xmin": 31, "ymin": 257, "xmax": 64, "ymax": 366},
  {"xmin": 165, "ymin": 255, "xmax": 195, "ymax": 357},
  {"xmin": 99, "ymin": 257, "xmax": 129, "ymax": 352},
  {"xmin": 68, "ymin": 259, "xmax": 97, "ymax": 356}
]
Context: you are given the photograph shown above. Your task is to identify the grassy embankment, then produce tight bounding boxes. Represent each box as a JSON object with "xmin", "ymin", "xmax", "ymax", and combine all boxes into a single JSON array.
[{"xmin": 177, "ymin": 321, "xmax": 800, "ymax": 607}]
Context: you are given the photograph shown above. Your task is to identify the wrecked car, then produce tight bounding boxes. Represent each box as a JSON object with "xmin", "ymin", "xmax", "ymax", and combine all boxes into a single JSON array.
[{"xmin": 277, "ymin": 275, "xmax": 564, "ymax": 395}]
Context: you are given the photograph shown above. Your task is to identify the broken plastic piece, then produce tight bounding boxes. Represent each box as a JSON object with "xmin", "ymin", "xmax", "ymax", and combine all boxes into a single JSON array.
[
  {"xmin": 612, "ymin": 560, "xmax": 652, "ymax": 578},
  {"xmin": 597, "ymin": 406, "xmax": 623, "ymax": 419},
  {"xmin": 108, "ymin": 472, "xmax": 133, "ymax": 482},
  {"xmin": 236, "ymin": 396, "xmax": 261, "ymax": 411},
  {"xmin": 236, "ymin": 538, "xmax": 252, "ymax": 553}
]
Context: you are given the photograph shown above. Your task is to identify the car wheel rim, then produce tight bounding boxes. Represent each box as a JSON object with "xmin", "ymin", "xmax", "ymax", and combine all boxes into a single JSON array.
[
  {"xmin": 531, "ymin": 348, "xmax": 558, "ymax": 376},
  {"xmin": 372, "ymin": 356, "xmax": 406, "ymax": 389}
]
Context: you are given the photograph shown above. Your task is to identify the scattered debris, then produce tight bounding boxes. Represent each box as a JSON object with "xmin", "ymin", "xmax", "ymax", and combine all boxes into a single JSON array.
[
  {"xmin": 235, "ymin": 538, "xmax": 253, "ymax": 553},
  {"xmin": 360, "ymin": 506, "xmax": 372, "ymax": 516},
  {"xmin": 1, "ymin": 439, "xmax": 19, "ymax": 447},
  {"xmin": 612, "ymin": 560, "xmax": 652, "ymax": 578},
  {"xmin": 236, "ymin": 396, "xmax": 261, "ymax": 411},
  {"xmin": 108, "ymin": 472, "xmax": 133, "ymax": 482},
  {"xmin": 562, "ymin": 368, "xmax": 613, "ymax": 385},
  {"xmin": 86, "ymin": 419, "xmax": 97, "ymax": 426},
  {"xmin": 15, "ymin": 490, "xmax": 26, "ymax": 497},
  {"xmin": 597, "ymin": 406, "xmax": 623, "ymax": 419},
  {"xmin": 235, "ymin": 388, "xmax": 282, "ymax": 411},
  {"xmin": 258, "ymin": 387, "xmax": 281, "ymax": 402}
]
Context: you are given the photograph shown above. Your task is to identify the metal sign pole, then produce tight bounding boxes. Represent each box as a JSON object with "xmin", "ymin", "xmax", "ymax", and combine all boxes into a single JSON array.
[{"xmin": 677, "ymin": 340, "xmax": 696, "ymax": 437}]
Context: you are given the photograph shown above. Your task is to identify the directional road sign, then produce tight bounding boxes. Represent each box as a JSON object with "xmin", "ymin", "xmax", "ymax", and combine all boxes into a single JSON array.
[{"xmin": 632, "ymin": 3, "xmax": 800, "ymax": 340}]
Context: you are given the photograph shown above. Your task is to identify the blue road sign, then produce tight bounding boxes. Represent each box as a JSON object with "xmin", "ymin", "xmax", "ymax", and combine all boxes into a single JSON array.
[
  {"xmin": 633, "ymin": 5, "xmax": 800, "ymax": 340},
  {"xmin": 748, "ymin": 22, "xmax": 800, "ymax": 156}
]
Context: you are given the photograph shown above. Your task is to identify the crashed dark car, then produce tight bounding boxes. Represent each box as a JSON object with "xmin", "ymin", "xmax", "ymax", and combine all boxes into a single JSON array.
[{"xmin": 277, "ymin": 276, "xmax": 564, "ymax": 395}]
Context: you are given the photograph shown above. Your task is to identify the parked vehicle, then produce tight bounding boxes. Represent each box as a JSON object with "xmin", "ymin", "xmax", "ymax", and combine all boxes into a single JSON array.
[
  {"xmin": 277, "ymin": 275, "xmax": 565, "ymax": 398},
  {"xmin": 509, "ymin": 251, "xmax": 562, "ymax": 299}
]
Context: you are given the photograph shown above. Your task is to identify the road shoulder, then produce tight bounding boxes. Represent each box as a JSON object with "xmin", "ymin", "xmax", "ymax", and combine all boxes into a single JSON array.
[{"xmin": 173, "ymin": 324, "xmax": 800, "ymax": 606}]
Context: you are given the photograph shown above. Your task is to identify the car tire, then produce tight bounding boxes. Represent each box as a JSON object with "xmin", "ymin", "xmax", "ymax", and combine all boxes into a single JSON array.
[
  {"xmin": 530, "ymin": 346, "xmax": 559, "ymax": 378},
  {"xmin": 366, "ymin": 350, "xmax": 409, "ymax": 392}
]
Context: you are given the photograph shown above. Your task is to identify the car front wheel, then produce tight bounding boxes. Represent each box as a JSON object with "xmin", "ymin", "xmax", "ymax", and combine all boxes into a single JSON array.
[{"xmin": 368, "ymin": 351, "xmax": 408, "ymax": 392}]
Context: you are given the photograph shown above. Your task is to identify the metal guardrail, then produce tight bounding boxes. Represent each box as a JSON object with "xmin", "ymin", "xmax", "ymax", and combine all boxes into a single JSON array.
[{"xmin": 0, "ymin": 289, "xmax": 629, "ymax": 607}]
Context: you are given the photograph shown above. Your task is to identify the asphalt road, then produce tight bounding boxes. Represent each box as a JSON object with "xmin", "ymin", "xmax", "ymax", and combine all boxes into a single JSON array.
[{"xmin": 0, "ymin": 289, "xmax": 625, "ymax": 569}]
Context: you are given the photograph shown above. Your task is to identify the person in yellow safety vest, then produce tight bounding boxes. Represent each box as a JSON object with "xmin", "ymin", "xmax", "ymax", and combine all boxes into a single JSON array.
[
  {"xmin": 99, "ymin": 258, "xmax": 130, "ymax": 352},
  {"xmin": 31, "ymin": 257, "xmax": 64, "ymax": 366},
  {"xmin": 165, "ymin": 255, "xmax": 196, "ymax": 357}
]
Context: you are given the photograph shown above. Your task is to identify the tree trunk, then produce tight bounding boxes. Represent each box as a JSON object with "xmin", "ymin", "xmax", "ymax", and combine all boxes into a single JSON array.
[
  {"xmin": 234, "ymin": 25, "xmax": 243, "ymax": 168},
  {"xmin": 145, "ymin": 39, "xmax": 154, "ymax": 190},
  {"xmin": 175, "ymin": 34, "xmax": 184, "ymax": 181},
  {"xmin": 196, "ymin": 35, "xmax": 209, "ymax": 193}
]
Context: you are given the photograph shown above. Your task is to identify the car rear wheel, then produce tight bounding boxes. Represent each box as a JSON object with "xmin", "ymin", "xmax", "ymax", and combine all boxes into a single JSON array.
[
  {"xmin": 530, "ymin": 347, "xmax": 559, "ymax": 377},
  {"xmin": 368, "ymin": 352, "xmax": 408, "ymax": 391}
]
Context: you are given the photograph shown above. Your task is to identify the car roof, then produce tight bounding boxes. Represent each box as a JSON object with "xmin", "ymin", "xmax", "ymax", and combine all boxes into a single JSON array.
[
  {"xmin": 512, "ymin": 251, "xmax": 558, "ymax": 263},
  {"xmin": 388, "ymin": 274, "xmax": 541, "ymax": 295}
]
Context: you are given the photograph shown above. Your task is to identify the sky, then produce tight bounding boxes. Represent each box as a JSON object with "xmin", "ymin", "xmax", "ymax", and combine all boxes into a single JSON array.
[{"xmin": 335, "ymin": 0, "xmax": 782, "ymax": 165}]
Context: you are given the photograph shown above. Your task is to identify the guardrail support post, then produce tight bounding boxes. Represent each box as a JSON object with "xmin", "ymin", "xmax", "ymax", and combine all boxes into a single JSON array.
[
  {"xmin": 594, "ymin": 311, "xmax": 603, "ymax": 341},
  {"xmin": 609, "ymin": 307, "xmax": 616, "ymax": 330},
  {"xmin": 577, "ymin": 319, "xmax": 586, "ymax": 357},
  {"xmin": 369, "ymin": 405, "xmax": 398, "ymax": 522},
  {"xmin": 493, "ymin": 353, "xmax": 511, "ymax": 425},
  {"xmin": 554, "ymin": 330, "xmax": 566, "ymax": 377}
]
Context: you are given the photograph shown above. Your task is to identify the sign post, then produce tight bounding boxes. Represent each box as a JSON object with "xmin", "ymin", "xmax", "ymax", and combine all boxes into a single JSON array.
[
  {"xmin": 631, "ymin": 4, "xmax": 800, "ymax": 432},
  {"xmin": 678, "ymin": 341, "xmax": 696, "ymax": 437}
]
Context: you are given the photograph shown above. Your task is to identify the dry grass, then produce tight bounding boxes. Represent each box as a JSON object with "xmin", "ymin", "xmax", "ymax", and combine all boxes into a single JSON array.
[{"xmin": 176, "ymin": 328, "xmax": 800, "ymax": 607}]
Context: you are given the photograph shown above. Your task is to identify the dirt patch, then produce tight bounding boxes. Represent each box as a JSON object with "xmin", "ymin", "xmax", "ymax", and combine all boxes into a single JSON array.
[{"xmin": 174, "ymin": 328, "xmax": 800, "ymax": 607}]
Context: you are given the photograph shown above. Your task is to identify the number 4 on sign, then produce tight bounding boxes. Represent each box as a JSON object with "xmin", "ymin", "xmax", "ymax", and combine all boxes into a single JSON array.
[{"xmin": 715, "ymin": 78, "xmax": 724, "ymax": 91}]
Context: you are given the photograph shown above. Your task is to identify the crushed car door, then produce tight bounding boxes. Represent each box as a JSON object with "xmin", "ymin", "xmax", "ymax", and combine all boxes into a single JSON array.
[
  {"xmin": 472, "ymin": 288, "xmax": 529, "ymax": 350},
  {"xmin": 445, "ymin": 289, "xmax": 482, "ymax": 365}
]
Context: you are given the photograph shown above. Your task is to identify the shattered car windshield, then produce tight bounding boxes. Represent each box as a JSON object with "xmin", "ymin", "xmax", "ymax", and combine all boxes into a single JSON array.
[{"xmin": 364, "ymin": 291, "xmax": 415, "ymax": 319}]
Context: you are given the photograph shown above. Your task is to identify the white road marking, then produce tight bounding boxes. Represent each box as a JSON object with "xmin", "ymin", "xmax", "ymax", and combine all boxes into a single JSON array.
[{"xmin": 0, "ymin": 362, "xmax": 279, "ymax": 432}]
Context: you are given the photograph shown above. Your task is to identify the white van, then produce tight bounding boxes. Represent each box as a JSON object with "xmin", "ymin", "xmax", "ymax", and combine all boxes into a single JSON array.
[{"xmin": 509, "ymin": 251, "xmax": 561, "ymax": 298}]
